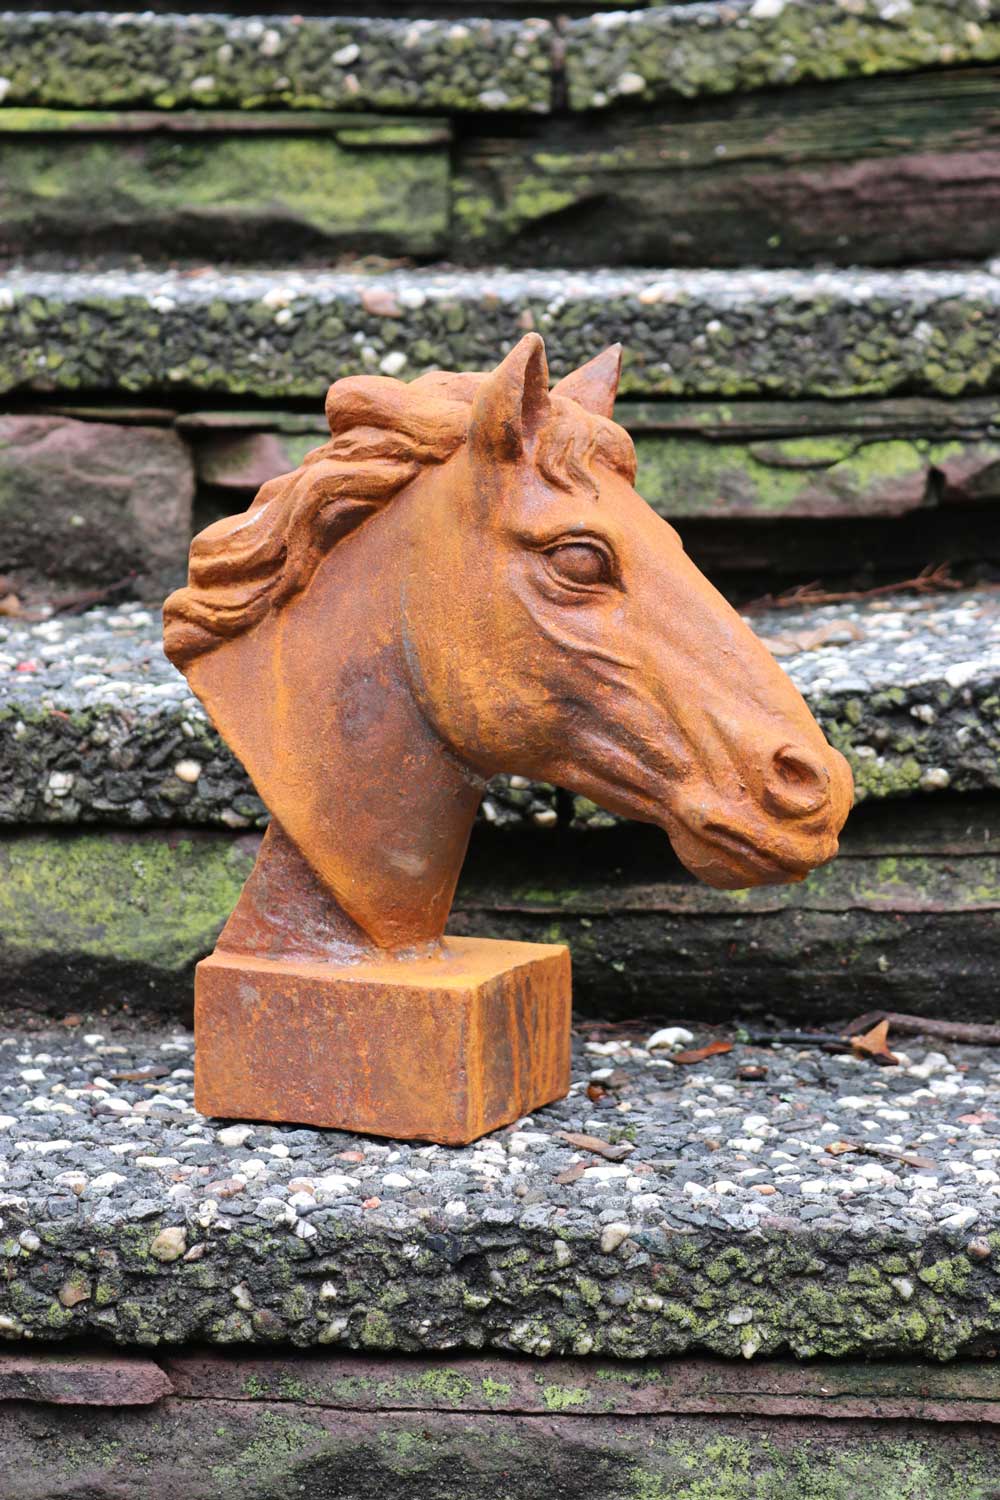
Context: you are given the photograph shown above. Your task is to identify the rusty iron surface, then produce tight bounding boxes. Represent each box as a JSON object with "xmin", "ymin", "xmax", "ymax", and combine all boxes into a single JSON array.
[
  {"xmin": 162, "ymin": 337, "xmax": 851, "ymax": 1141},
  {"xmin": 195, "ymin": 938, "xmax": 571, "ymax": 1145}
]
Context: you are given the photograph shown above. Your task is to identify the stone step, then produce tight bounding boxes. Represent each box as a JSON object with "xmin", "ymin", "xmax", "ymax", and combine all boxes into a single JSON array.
[
  {"xmin": 1, "ymin": 588, "xmax": 995, "ymax": 834},
  {"xmin": 2, "ymin": 590, "xmax": 997, "ymax": 831},
  {"xmin": 4, "ymin": 797, "xmax": 1000, "ymax": 1019},
  {"xmin": 3, "ymin": 1348, "xmax": 1000, "ymax": 1497},
  {"xmin": 2, "ymin": 265, "xmax": 998, "ymax": 401},
  {"xmin": 0, "ymin": 1016, "xmax": 998, "ymax": 1365},
  {"xmin": 3, "ymin": 3, "xmax": 994, "ymax": 115},
  {"xmin": 4, "ymin": 590, "xmax": 1000, "ymax": 1017},
  {"xmin": 565, "ymin": 0, "xmax": 1000, "ymax": 110},
  {"xmin": 0, "ymin": 11, "xmax": 554, "ymax": 114}
]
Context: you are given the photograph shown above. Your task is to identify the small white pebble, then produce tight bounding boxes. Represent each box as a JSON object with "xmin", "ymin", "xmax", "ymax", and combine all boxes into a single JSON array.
[
  {"xmin": 646, "ymin": 1027, "xmax": 694, "ymax": 1052},
  {"xmin": 599, "ymin": 1222, "xmax": 630, "ymax": 1254},
  {"xmin": 150, "ymin": 1227, "xmax": 187, "ymax": 1262},
  {"xmin": 940, "ymin": 1206, "xmax": 979, "ymax": 1231}
]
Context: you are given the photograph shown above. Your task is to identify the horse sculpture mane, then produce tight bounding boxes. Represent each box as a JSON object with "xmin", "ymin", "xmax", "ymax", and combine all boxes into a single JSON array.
[{"xmin": 164, "ymin": 363, "xmax": 636, "ymax": 670}]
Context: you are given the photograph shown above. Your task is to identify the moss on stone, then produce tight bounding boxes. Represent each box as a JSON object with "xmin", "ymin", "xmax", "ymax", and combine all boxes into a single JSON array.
[
  {"xmin": 0, "ymin": 831, "xmax": 254, "ymax": 975},
  {"xmin": 0, "ymin": 127, "xmax": 449, "ymax": 259}
]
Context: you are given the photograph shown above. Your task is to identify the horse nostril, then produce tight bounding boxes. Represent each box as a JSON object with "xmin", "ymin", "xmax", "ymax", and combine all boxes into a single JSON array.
[{"xmin": 764, "ymin": 746, "xmax": 831, "ymax": 817}]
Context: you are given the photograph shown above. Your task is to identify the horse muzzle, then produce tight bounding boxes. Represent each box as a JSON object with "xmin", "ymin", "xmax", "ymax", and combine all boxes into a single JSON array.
[{"xmin": 666, "ymin": 742, "xmax": 854, "ymax": 890}]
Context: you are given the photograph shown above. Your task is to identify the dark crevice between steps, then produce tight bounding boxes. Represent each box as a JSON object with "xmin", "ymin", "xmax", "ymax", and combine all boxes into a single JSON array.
[{"xmin": 6, "ymin": 793, "xmax": 1000, "ymax": 1029}]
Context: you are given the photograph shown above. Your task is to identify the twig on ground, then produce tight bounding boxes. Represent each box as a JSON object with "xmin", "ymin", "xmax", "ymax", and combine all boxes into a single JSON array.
[
  {"xmin": 50, "ymin": 576, "xmax": 138, "ymax": 616},
  {"xmin": 743, "ymin": 1028, "xmax": 852, "ymax": 1053},
  {"xmin": 741, "ymin": 563, "xmax": 962, "ymax": 615},
  {"xmin": 844, "ymin": 1012, "xmax": 1000, "ymax": 1047}
]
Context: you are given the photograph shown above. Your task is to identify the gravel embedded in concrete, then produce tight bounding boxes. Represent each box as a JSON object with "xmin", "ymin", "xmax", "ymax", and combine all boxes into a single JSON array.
[
  {"xmin": 565, "ymin": 0, "xmax": 1000, "ymax": 110},
  {"xmin": 0, "ymin": 11, "xmax": 553, "ymax": 114},
  {"xmin": 1, "ymin": 1019, "xmax": 1000, "ymax": 1358},
  {"xmin": 3, "ymin": 589, "xmax": 1000, "ymax": 827},
  {"xmin": 2, "ymin": 265, "xmax": 999, "ymax": 400}
]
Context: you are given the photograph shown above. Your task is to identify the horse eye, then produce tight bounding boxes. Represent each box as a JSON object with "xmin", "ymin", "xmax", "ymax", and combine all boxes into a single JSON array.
[{"xmin": 545, "ymin": 542, "xmax": 612, "ymax": 587}]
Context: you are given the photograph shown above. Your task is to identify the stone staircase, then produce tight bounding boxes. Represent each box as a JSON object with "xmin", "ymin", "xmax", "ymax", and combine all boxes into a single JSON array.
[{"xmin": 3, "ymin": 2, "xmax": 1000, "ymax": 1493}]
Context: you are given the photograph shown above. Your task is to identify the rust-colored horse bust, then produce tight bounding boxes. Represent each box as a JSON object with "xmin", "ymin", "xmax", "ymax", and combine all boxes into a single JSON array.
[{"xmin": 164, "ymin": 334, "xmax": 852, "ymax": 1143}]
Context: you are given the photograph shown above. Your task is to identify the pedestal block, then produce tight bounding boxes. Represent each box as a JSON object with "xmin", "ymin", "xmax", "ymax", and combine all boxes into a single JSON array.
[{"xmin": 194, "ymin": 936, "xmax": 571, "ymax": 1145}]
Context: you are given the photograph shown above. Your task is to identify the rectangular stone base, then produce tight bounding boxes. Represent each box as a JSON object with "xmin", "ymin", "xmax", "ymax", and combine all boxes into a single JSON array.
[{"xmin": 194, "ymin": 935, "xmax": 571, "ymax": 1145}]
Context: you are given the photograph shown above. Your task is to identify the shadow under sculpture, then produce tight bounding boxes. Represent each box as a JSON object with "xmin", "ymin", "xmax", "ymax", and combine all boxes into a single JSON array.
[{"xmin": 163, "ymin": 334, "xmax": 853, "ymax": 1145}]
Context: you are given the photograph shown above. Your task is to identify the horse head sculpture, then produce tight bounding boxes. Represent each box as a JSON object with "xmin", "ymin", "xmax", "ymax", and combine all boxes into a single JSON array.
[{"xmin": 164, "ymin": 334, "xmax": 852, "ymax": 966}]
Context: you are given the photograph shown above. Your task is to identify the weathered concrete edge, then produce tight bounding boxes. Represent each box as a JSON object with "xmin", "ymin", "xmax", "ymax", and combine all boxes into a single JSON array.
[
  {"xmin": 2, "ymin": 1210, "xmax": 999, "ymax": 1361},
  {"xmin": 2, "ymin": 660, "xmax": 997, "ymax": 828},
  {"xmin": 2, "ymin": 265, "xmax": 998, "ymax": 400},
  {"xmin": 3, "ymin": 3, "xmax": 996, "ymax": 114},
  {"xmin": 0, "ymin": 12, "xmax": 554, "ymax": 114},
  {"xmin": 565, "ymin": 0, "xmax": 1000, "ymax": 109}
]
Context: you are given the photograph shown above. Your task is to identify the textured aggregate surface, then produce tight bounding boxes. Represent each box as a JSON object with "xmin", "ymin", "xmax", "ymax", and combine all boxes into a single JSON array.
[
  {"xmin": 2, "ymin": 589, "xmax": 1000, "ymax": 828},
  {"xmin": 2, "ymin": 265, "xmax": 999, "ymax": 400},
  {"xmin": 3, "ymin": 2, "xmax": 995, "ymax": 116},
  {"xmin": 2, "ymin": 1020, "xmax": 1000, "ymax": 1358},
  {"xmin": 0, "ymin": 11, "xmax": 553, "ymax": 113},
  {"xmin": 566, "ymin": 0, "xmax": 1000, "ymax": 109}
]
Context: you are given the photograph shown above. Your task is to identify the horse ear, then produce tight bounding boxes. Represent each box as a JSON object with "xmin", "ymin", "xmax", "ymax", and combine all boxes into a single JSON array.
[
  {"xmin": 551, "ymin": 344, "xmax": 622, "ymax": 418},
  {"xmin": 470, "ymin": 333, "xmax": 550, "ymax": 462}
]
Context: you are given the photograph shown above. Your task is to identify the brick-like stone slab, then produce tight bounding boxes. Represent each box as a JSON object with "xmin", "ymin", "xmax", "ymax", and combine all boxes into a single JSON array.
[
  {"xmin": 0, "ymin": 11, "xmax": 553, "ymax": 114},
  {"xmin": 2, "ymin": 1398, "xmax": 996, "ymax": 1500},
  {"xmin": 566, "ymin": 0, "xmax": 1000, "ymax": 110},
  {"xmin": 0, "ymin": 109, "xmax": 451, "ymax": 262},
  {"xmin": 0, "ymin": 1351, "xmax": 172, "ymax": 1406},
  {"xmin": 161, "ymin": 1350, "xmax": 1000, "ymax": 1422},
  {"xmin": 457, "ymin": 67, "xmax": 1000, "ymax": 269},
  {"xmin": 2, "ymin": 265, "xmax": 999, "ymax": 401},
  {"xmin": 185, "ymin": 397, "xmax": 1000, "ymax": 520}
]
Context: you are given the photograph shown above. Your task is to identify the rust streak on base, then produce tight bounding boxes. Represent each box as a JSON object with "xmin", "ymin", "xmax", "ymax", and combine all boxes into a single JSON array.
[{"xmin": 194, "ymin": 936, "xmax": 571, "ymax": 1145}]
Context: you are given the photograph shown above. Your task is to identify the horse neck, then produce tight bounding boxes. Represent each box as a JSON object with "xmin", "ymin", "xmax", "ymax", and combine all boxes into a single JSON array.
[{"xmin": 200, "ymin": 496, "xmax": 485, "ymax": 964}]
